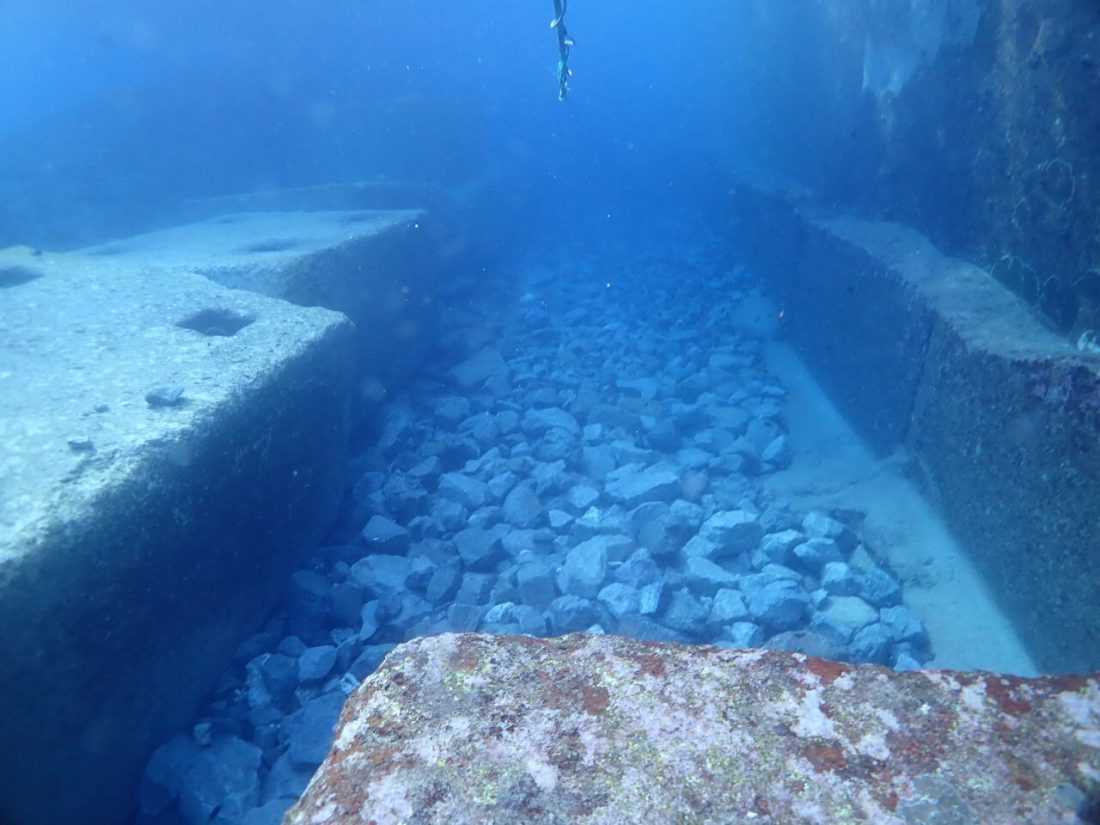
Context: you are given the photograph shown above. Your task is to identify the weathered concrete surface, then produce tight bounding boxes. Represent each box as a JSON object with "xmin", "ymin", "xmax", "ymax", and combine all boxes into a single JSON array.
[
  {"xmin": 725, "ymin": 182, "xmax": 1100, "ymax": 674},
  {"xmin": 0, "ymin": 243, "xmax": 355, "ymax": 825},
  {"xmin": 81, "ymin": 209, "xmax": 438, "ymax": 384},
  {"xmin": 286, "ymin": 633, "xmax": 1100, "ymax": 825}
]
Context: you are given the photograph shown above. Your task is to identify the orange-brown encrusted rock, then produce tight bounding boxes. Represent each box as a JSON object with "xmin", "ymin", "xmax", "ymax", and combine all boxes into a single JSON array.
[{"xmin": 285, "ymin": 633, "xmax": 1100, "ymax": 825}]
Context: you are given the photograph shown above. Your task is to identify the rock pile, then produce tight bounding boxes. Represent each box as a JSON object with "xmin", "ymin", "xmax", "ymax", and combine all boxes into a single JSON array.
[{"xmin": 138, "ymin": 237, "xmax": 930, "ymax": 825}]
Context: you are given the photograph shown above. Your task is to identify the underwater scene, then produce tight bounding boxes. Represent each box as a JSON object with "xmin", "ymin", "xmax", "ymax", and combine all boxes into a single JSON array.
[{"xmin": 1, "ymin": 1, "xmax": 1098, "ymax": 823}]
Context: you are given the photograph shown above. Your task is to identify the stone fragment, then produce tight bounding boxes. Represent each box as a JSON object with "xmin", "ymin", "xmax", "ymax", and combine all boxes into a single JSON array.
[
  {"xmin": 604, "ymin": 463, "xmax": 681, "ymax": 507},
  {"xmin": 449, "ymin": 347, "xmax": 508, "ymax": 389},
  {"xmin": 502, "ymin": 482, "xmax": 542, "ymax": 527},
  {"xmin": 360, "ymin": 515, "xmax": 410, "ymax": 555},
  {"xmin": 517, "ymin": 563, "xmax": 558, "ymax": 616},
  {"xmin": 661, "ymin": 590, "xmax": 710, "ymax": 636},
  {"xmin": 437, "ymin": 473, "xmax": 490, "ymax": 509},
  {"xmin": 708, "ymin": 588, "xmax": 750, "ymax": 625},
  {"xmin": 298, "ymin": 646, "xmax": 338, "ymax": 683},
  {"xmin": 791, "ymin": 537, "xmax": 843, "ymax": 572},
  {"xmin": 695, "ymin": 510, "xmax": 763, "ymax": 558},
  {"xmin": 820, "ymin": 561, "xmax": 860, "ymax": 596},
  {"xmin": 745, "ymin": 578, "xmax": 810, "ymax": 631},
  {"xmin": 810, "ymin": 595, "xmax": 879, "ymax": 644},
  {"xmin": 547, "ymin": 596, "xmax": 601, "ymax": 633},
  {"xmin": 523, "ymin": 407, "xmax": 580, "ymax": 436},
  {"xmin": 857, "ymin": 569, "xmax": 902, "ymax": 607},
  {"xmin": 557, "ymin": 540, "xmax": 609, "ymax": 599},
  {"xmin": 453, "ymin": 527, "xmax": 505, "ymax": 572},
  {"xmin": 683, "ymin": 556, "xmax": 740, "ymax": 596},
  {"xmin": 597, "ymin": 582, "xmax": 641, "ymax": 619},
  {"xmin": 284, "ymin": 692, "xmax": 346, "ymax": 770}
]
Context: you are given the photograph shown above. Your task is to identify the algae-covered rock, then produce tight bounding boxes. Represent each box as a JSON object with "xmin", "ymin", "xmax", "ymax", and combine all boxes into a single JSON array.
[{"xmin": 286, "ymin": 632, "xmax": 1100, "ymax": 824}]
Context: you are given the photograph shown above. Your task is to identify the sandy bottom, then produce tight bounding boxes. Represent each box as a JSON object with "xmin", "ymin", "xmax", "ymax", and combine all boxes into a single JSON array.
[{"xmin": 761, "ymin": 341, "xmax": 1037, "ymax": 676}]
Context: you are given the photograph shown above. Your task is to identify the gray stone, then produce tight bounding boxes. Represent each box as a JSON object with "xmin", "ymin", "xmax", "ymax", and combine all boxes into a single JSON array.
[
  {"xmin": 548, "ymin": 509, "xmax": 573, "ymax": 529},
  {"xmin": 565, "ymin": 484, "xmax": 600, "ymax": 512},
  {"xmin": 453, "ymin": 527, "xmax": 505, "ymax": 572},
  {"xmin": 791, "ymin": 538, "xmax": 844, "ymax": 572},
  {"xmin": 661, "ymin": 590, "xmax": 710, "ymax": 635},
  {"xmin": 298, "ymin": 646, "xmax": 338, "ymax": 683},
  {"xmin": 761, "ymin": 435, "xmax": 791, "ymax": 466},
  {"xmin": 285, "ymin": 692, "xmax": 346, "ymax": 769},
  {"xmin": 708, "ymin": 588, "xmax": 751, "ymax": 625},
  {"xmin": 430, "ymin": 497, "xmax": 469, "ymax": 532},
  {"xmin": 496, "ymin": 409, "xmax": 520, "ymax": 433},
  {"xmin": 614, "ymin": 550, "xmax": 662, "ymax": 588},
  {"xmin": 810, "ymin": 596, "xmax": 878, "ymax": 644},
  {"xmin": 408, "ymin": 455, "xmax": 443, "ymax": 482},
  {"xmin": 802, "ymin": 511, "xmax": 858, "ymax": 552},
  {"xmin": 684, "ymin": 557, "xmax": 740, "ymax": 596},
  {"xmin": 175, "ymin": 735, "xmax": 263, "ymax": 825},
  {"xmin": 245, "ymin": 799, "xmax": 296, "ymax": 825},
  {"xmin": 573, "ymin": 534, "xmax": 634, "ymax": 565},
  {"xmin": 437, "ymin": 472, "xmax": 490, "ymax": 509},
  {"xmin": 262, "ymin": 752, "xmax": 314, "ymax": 803},
  {"xmin": 746, "ymin": 579, "xmax": 810, "ymax": 631},
  {"xmin": 455, "ymin": 572, "xmax": 495, "ymax": 605},
  {"xmin": 425, "ymin": 561, "xmax": 461, "ymax": 605},
  {"xmin": 501, "ymin": 528, "xmax": 556, "ymax": 557},
  {"xmin": 251, "ymin": 653, "xmax": 298, "ymax": 707},
  {"xmin": 820, "ymin": 562, "xmax": 860, "ymax": 596},
  {"xmin": 581, "ymin": 444, "xmax": 616, "ymax": 480},
  {"xmin": 462, "ymin": 412, "xmax": 501, "ymax": 448},
  {"xmin": 517, "ymin": 563, "xmax": 558, "ymax": 616},
  {"xmin": 548, "ymin": 595, "xmax": 601, "ymax": 633},
  {"xmin": 857, "ymin": 569, "xmax": 903, "ymax": 607},
  {"xmin": 359, "ymin": 601, "xmax": 381, "ymax": 642},
  {"xmin": 350, "ymin": 554, "xmax": 411, "ymax": 598},
  {"xmin": 360, "ymin": 515, "xmax": 410, "ymax": 555},
  {"xmin": 433, "ymin": 396, "xmax": 471, "ymax": 424},
  {"xmin": 880, "ymin": 605, "xmax": 931, "ymax": 647},
  {"xmin": 487, "ymin": 469, "xmax": 520, "ymax": 501},
  {"xmin": 719, "ymin": 621, "xmax": 765, "ymax": 648},
  {"xmin": 348, "ymin": 644, "xmax": 395, "ymax": 681},
  {"xmin": 530, "ymin": 460, "xmax": 569, "ymax": 496},
  {"xmin": 597, "ymin": 582, "xmax": 641, "ymax": 619},
  {"xmin": 449, "ymin": 347, "xmax": 508, "ymax": 389},
  {"xmin": 849, "ymin": 622, "xmax": 895, "ymax": 665},
  {"xmin": 523, "ymin": 407, "xmax": 580, "ymax": 435},
  {"xmin": 502, "ymin": 482, "xmax": 542, "ymax": 527},
  {"xmin": 696, "ymin": 510, "xmax": 764, "ymax": 558},
  {"xmin": 557, "ymin": 540, "xmax": 609, "ymax": 599},
  {"xmin": 765, "ymin": 629, "xmax": 847, "ymax": 660},
  {"xmin": 446, "ymin": 603, "xmax": 484, "ymax": 632},
  {"xmin": 628, "ymin": 502, "xmax": 675, "ymax": 556},
  {"xmin": 405, "ymin": 556, "xmax": 436, "ymax": 591},
  {"xmin": 605, "ymin": 463, "xmax": 681, "ymax": 507},
  {"xmin": 638, "ymin": 581, "xmax": 664, "ymax": 615}
]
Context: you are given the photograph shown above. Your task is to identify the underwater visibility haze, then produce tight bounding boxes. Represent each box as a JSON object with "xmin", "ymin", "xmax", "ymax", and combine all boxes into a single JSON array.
[{"xmin": 1, "ymin": 1, "xmax": 1099, "ymax": 823}]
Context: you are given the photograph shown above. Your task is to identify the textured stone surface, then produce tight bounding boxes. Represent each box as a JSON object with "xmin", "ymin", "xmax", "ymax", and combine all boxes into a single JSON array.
[
  {"xmin": 286, "ymin": 633, "xmax": 1100, "ymax": 825},
  {"xmin": 0, "ymin": 241, "xmax": 356, "ymax": 825}
]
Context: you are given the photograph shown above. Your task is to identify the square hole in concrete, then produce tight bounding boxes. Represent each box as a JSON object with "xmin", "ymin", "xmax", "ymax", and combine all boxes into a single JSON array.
[{"xmin": 176, "ymin": 308, "xmax": 255, "ymax": 337}]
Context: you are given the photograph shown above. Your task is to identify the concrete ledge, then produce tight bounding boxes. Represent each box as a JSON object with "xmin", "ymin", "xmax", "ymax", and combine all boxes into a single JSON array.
[
  {"xmin": 724, "ymin": 183, "xmax": 1100, "ymax": 673},
  {"xmin": 81, "ymin": 209, "xmax": 439, "ymax": 385},
  {"xmin": 0, "ymin": 244, "xmax": 355, "ymax": 825}
]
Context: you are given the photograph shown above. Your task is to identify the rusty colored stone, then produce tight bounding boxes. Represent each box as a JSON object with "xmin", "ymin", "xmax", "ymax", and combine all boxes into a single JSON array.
[{"xmin": 286, "ymin": 633, "xmax": 1100, "ymax": 824}]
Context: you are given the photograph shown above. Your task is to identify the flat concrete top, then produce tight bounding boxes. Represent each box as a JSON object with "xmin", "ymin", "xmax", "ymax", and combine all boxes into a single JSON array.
[
  {"xmin": 811, "ymin": 214, "xmax": 1085, "ymax": 362},
  {"xmin": 0, "ymin": 242, "xmax": 347, "ymax": 561},
  {"xmin": 79, "ymin": 209, "xmax": 424, "ymax": 294}
]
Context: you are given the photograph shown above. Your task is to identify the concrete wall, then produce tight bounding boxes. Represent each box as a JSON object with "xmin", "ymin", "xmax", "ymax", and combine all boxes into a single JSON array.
[
  {"xmin": 724, "ymin": 182, "xmax": 1100, "ymax": 674},
  {"xmin": 717, "ymin": 0, "xmax": 1100, "ymax": 335}
]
